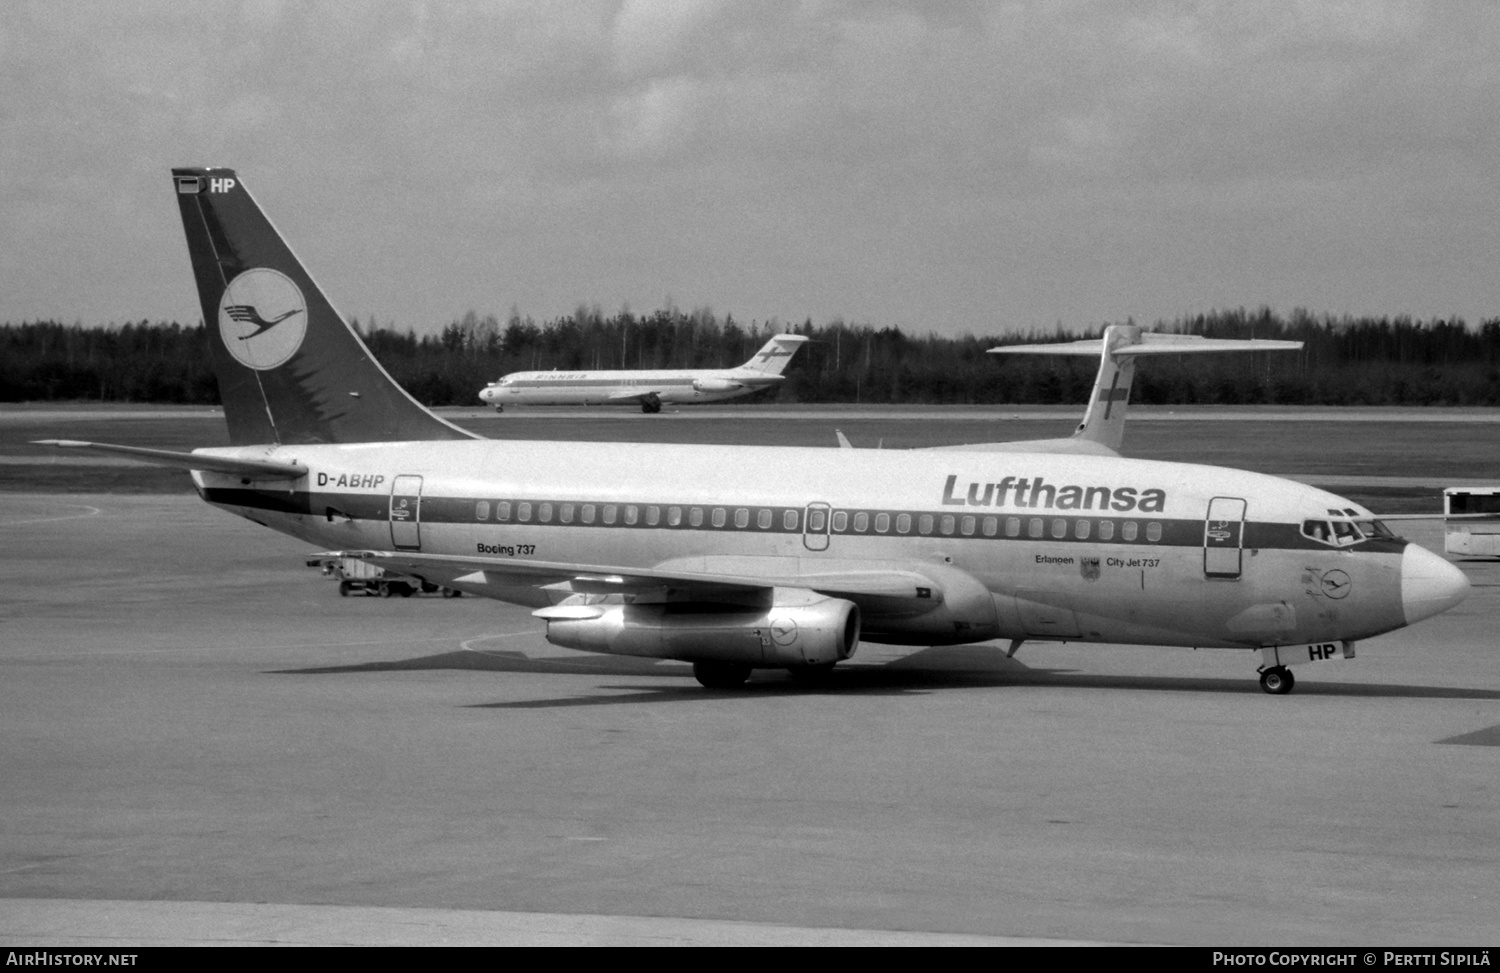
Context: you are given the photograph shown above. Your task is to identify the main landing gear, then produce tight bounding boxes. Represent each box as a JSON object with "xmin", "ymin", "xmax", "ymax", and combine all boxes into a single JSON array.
[
  {"xmin": 693, "ymin": 661, "xmax": 751, "ymax": 689},
  {"xmin": 493, "ymin": 405, "xmax": 504, "ymax": 413},
  {"xmin": 640, "ymin": 393, "xmax": 662, "ymax": 414},
  {"xmin": 1258, "ymin": 666, "xmax": 1295, "ymax": 695}
]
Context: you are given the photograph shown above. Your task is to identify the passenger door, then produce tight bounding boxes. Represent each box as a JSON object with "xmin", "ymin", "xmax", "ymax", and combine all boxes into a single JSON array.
[
  {"xmin": 390, "ymin": 475, "xmax": 423, "ymax": 551},
  {"xmin": 1204, "ymin": 496, "xmax": 1246, "ymax": 580}
]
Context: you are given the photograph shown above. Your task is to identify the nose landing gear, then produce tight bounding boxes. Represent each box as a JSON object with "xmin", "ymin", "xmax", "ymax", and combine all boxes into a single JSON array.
[{"xmin": 1258, "ymin": 666, "xmax": 1295, "ymax": 695}]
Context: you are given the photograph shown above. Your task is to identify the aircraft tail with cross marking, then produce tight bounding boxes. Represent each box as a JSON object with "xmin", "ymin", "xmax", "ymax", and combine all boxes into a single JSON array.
[
  {"xmin": 738, "ymin": 334, "xmax": 810, "ymax": 375},
  {"xmin": 970, "ymin": 324, "xmax": 1303, "ymax": 456}
]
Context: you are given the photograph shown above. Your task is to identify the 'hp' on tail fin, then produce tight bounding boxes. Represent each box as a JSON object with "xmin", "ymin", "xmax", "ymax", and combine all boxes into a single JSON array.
[{"xmin": 172, "ymin": 168, "xmax": 477, "ymax": 446}]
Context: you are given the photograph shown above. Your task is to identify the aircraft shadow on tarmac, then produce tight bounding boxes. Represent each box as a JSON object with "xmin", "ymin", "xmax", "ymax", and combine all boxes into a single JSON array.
[{"xmin": 271, "ymin": 645, "xmax": 1500, "ymax": 706}]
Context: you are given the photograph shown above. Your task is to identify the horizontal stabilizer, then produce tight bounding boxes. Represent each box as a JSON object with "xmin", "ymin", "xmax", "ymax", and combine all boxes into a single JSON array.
[
  {"xmin": 990, "ymin": 333, "xmax": 1303, "ymax": 357},
  {"xmin": 974, "ymin": 325, "xmax": 1304, "ymax": 455},
  {"xmin": 33, "ymin": 440, "xmax": 307, "ymax": 479}
]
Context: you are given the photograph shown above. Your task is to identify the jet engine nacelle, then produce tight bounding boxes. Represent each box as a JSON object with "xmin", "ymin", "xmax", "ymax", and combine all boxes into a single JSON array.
[
  {"xmin": 537, "ymin": 588, "xmax": 860, "ymax": 667},
  {"xmin": 691, "ymin": 378, "xmax": 744, "ymax": 393}
]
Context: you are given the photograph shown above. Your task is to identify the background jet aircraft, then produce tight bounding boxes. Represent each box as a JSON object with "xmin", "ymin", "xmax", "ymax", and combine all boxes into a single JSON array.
[
  {"xmin": 479, "ymin": 334, "xmax": 808, "ymax": 413},
  {"xmin": 39, "ymin": 168, "xmax": 1469, "ymax": 695}
]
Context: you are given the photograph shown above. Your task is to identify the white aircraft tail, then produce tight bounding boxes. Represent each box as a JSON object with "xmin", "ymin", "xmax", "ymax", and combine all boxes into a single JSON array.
[
  {"xmin": 990, "ymin": 325, "xmax": 1302, "ymax": 453},
  {"xmin": 740, "ymin": 334, "xmax": 809, "ymax": 375}
]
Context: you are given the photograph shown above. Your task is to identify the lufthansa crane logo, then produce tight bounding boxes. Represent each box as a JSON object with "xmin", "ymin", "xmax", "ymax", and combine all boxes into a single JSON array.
[
  {"xmin": 770, "ymin": 617, "xmax": 799, "ymax": 645},
  {"xmin": 1319, "ymin": 569, "xmax": 1352, "ymax": 600},
  {"xmin": 218, "ymin": 268, "xmax": 307, "ymax": 370}
]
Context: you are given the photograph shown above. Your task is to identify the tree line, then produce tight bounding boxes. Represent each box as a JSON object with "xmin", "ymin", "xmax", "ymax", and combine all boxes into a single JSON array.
[{"xmin": 3, "ymin": 307, "xmax": 1499, "ymax": 406}]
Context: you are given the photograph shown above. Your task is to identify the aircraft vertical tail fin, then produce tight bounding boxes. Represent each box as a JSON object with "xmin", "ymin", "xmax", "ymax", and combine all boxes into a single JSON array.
[
  {"xmin": 989, "ymin": 325, "xmax": 1302, "ymax": 453},
  {"xmin": 740, "ymin": 334, "xmax": 809, "ymax": 375},
  {"xmin": 171, "ymin": 168, "xmax": 477, "ymax": 446}
]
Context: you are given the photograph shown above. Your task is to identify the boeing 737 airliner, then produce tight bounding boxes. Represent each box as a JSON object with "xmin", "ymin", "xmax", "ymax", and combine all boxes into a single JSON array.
[
  {"xmin": 479, "ymin": 334, "xmax": 808, "ymax": 413},
  {"xmin": 38, "ymin": 168, "xmax": 1469, "ymax": 694}
]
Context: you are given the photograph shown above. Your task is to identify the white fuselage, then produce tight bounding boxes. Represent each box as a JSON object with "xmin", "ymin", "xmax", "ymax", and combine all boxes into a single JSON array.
[
  {"xmin": 478, "ymin": 367, "xmax": 780, "ymax": 407},
  {"xmin": 192, "ymin": 439, "xmax": 1441, "ymax": 653}
]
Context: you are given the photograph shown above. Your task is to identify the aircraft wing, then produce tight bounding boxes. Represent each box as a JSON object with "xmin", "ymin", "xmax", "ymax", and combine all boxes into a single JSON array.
[
  {"xmin": 604, "ymin": 388, "xmax": 673, "ymax": 403},
  {"xmin": 922, "ymin": 437, "xmax": 1120, "ymax": 456},
  {"xmin": 316, "ymin": 549, "xmax": 946, "ymax": 612},
  {"xmin": 33, "ymin": 440, "xmax": 308, "ymax": 479}
]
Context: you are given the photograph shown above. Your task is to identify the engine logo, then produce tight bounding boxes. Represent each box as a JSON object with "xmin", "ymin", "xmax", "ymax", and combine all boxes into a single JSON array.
[{"xmin": 770, "ymin": 617, "xmax": 799, "ymax": 645}]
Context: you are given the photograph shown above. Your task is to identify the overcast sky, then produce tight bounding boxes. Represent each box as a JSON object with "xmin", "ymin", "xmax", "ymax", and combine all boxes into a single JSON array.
[{"xmin": 4, "ymin": 0, "xmax": 1498, "ymax": 338}]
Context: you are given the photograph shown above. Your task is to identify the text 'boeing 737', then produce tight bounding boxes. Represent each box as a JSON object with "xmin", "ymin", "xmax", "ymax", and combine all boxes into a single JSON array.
[
  {"xmin": 36, "ymin": 168, "xmax": 1469, "ymax": 695},
  {"xmin": 478, "ymin": 335, "xmax": 807, "ymax": 413}
]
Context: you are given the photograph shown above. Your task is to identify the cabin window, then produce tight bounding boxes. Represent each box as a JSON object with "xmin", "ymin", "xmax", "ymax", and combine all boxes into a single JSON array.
[
  {"xmin": 982, "ymin": 516, "xmax": 997, "ymax": 537},
  {"xmin": 896, "ymin": 513, "xmax": 912, "ymax": 534},
  {"xmin": 853, "ymin": 511, "xmax": 869, "ymax": 532},
  {"xmin": 808, "ymin": 508, "xmax": 826, "ymax": 532},
  {"xmin": 517, "ymin": 502, "xmax": 533, "ymax": 523},
  {"xmin": 688, "ymin": 507, "xmax": 703, "ymax": 527},
  {"xmin": 667, "ymin": 506, "xmax": 683, "ymax": 527},
  {"xmin": 1074, "ymin": 519, "xmax": 1090, "ymax": 540},
  {"xmin": 559, "ymin": 503, "xmax": 574, "ymax": 524},
  {"xmin": 919, "ymin": 514, "xmax": 935, "ymax": 534},
  {"xmin": 581, "ymin": 504, "xmax": 595, "ymax": 524},
  {"xmin": 1097, "ymin": 520, "xmax": 1114, "ymax": 540},
  {"xmin": 475, "ymin": 501, "xmax": 490, "ymax": 521},
  {"xmin": 1121, "ymin": 521, "xmax": 1138, "ymax": 541},
  {"xmin": 538, "ymin": 502, "xmax": 553, "ymax": 523},
  {"xmin": 1006, "ymin": 517, "xmax": 1021, "ymax": 537},
  {"xmin": 712, "ymin": 508, "xmax": 726, "ymax": 528},
  {"xmin": 602, "ymin": 504, "xmax": 617, "ymax": 525},
  {"xmin": 758, "ymin": 509, "xmax": 773, "ymax": 529},
  {"xmin": 645, "ymin": 505, "xmax": 660, "ymax": 526},
  {"xmin": 875, "ymin": 513, "xmax": 890, "ymax": 533},
  {"xmin": 783, "ymin": 509, "xmax": 799, "ymax": 531},
  {"xmin": 1051, "ymin": 518, "xmax": 1067, "ymax": 539},
  {"xmin": 1028, "ymin": 518, "xmax": 1044, "ymax": 539},
  {"xmin": 831, "ymin": 510, "xmax": 847, "ymax": 532},
  {"xmin": 940, "ymin": 515, "xmax": 956, "ymax": 535},
  {"xmin": 735, "ymin": 508, "xmax": 749, "ymax": 528},
  {"xmin": 623, "ymin": 505, "xmax": 638, "ymax": 525},
  {"xmin": 1146, "ymin": 522, "xmax": 1162, "ymax": 542},
  {"xmin": 961, "ymin": 515, "xmax": 975, "ymax": 536}
]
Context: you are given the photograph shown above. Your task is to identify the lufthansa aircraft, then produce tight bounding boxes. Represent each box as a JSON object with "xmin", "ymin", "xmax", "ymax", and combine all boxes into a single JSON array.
[
  {"xmin": 479, "ymin": 334, "xmax": 808, "ymax": 413},
  {"xmin": 39, "ymin": 168, "xmax": 1469, "ymax": 695}
]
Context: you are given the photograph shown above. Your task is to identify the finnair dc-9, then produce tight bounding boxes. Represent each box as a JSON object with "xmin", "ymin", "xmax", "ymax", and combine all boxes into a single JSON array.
[
  {"xmin": 479, "ymin": 334, "xmax": 808, "ymax": 413},
  {"xmin": 39, "ymin": 168, "xmax": 1469, "ymax": 695}
]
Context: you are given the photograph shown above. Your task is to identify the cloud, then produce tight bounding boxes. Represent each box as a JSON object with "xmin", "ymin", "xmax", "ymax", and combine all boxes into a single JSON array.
[{"xmin": 2, "ymin": 0, "xmax": 1498, "ymax": 333}]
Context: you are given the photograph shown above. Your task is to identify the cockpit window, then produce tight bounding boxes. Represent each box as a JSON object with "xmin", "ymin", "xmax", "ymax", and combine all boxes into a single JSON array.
[
  {"xmin": 1303, "ymin": 516, "xmax": 1390, "ymax": 547},
  {"xmin": 1302, "ymin": 519, "xmax": 1332, "ymax": 544}
]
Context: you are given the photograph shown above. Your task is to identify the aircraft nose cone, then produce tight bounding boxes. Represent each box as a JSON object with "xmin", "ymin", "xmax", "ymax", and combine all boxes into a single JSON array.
[{"xmin": 1401, "ymin": 543, "xmax": 1468, "ymax": 625}]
